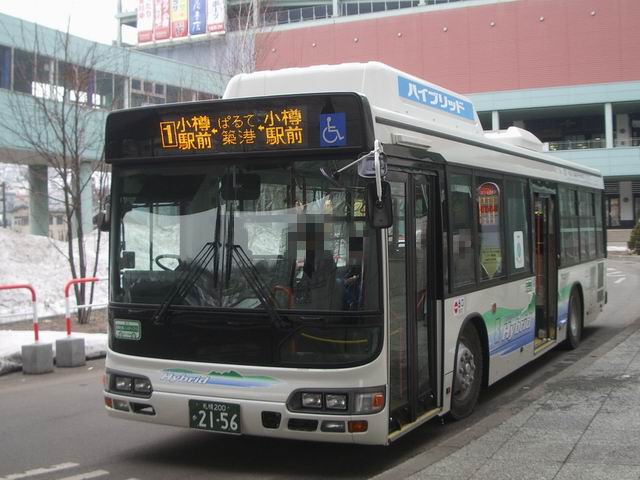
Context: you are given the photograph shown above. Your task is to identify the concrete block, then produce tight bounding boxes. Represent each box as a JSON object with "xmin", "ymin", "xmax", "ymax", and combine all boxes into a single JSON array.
[
  {"xmin": 55, "ymin": 337, "xmax": 86, "ymax": 367},
  {"xmin": 21, "ymin": 342, "xmax": 54, "ymax": 374}
]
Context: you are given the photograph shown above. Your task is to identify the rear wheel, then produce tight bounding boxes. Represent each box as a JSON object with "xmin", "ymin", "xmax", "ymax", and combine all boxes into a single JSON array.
[
  {"xmin": 564, "ymin": 289, "xmax": 583, "ymax": 350},
  {"xmin": 450, "ymin": 324, "xmax": 483, "ymax": 419}
]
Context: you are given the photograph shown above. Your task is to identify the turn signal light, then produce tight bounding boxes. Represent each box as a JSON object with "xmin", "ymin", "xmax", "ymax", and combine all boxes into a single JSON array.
[
  {"xmin": 348, "ymin": 420, "xmax": 368, "ymax": 433},
  {"xmin": 104, "ymin": 396, "xmax": 113, "ymax": 408},
  {"xmin": 354, "ymin": 391, "xmax": 385, "ymax": 414}
]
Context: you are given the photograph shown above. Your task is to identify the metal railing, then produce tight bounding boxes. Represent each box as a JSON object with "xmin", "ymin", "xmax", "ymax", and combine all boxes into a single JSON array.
[
  {"xmin": 256, "ymin": 0, "xmax": 472, "ymax": 28},
  {"xmin": 547, "ymin": 139, "xmax": 606, "ymax": 151},
  {"xmin": 614, "ymin": 137, "xmax": 640, "ymax": 148},
  {"xmin": 546, "ymin": 137, "xmax": 640, "ymax": 151}
]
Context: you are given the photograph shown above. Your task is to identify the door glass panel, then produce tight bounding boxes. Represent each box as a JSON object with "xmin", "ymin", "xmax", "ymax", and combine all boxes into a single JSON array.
[
  {"xmin": 415, "ymin": 178, "xmax": 430, "ymax": 397},
  {"xmin": 388, "ymin": 181, "xmax": 407, "ymax": 411},
  {"xmin": 608, "ymin": 197, "xmax": 620, "ymax": 227}
]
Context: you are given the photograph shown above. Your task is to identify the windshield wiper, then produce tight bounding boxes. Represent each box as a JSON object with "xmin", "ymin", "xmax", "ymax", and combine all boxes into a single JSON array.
[
  {"xmin": 152, "ymin": 241, "xmax": 219, "ymax": 326},
  {"xmin": 228, "ymin": 244, "xmax": 291, "ymax": 329}
]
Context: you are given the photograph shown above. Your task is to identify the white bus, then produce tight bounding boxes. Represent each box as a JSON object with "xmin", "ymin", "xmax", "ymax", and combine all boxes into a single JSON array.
[{"xmin": 101, "ymin": 62, "xmax": 606, "ymax": 445}]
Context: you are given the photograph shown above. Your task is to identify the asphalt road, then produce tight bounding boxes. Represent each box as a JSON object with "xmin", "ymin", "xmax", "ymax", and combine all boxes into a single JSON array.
[{"xmin": 1, "ymin": 258, "xmax": 639, "ymax": 480}]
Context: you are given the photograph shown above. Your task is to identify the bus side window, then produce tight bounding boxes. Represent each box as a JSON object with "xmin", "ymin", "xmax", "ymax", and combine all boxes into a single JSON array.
[
  {"xmin": 506, "ymin": 178, "xmax": 531, "ymax": 275},
  {"xmin": 477, "ymin": 177, "xmax": 505, "ymax": 281},
  {"xmin": 559, "ymin": 188, "xmax": 580, "ymax": 266},
  {"xmin": 449, "ymin": 173, "xmax": 475, "ymax": 288}
]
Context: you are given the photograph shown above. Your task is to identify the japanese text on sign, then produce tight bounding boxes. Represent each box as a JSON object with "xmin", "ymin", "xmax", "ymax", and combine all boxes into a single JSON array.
[
  {"xmin": 159, "ymin": 108, "xmax": 305, "ymax": 151},
  {"xmin": 397, "ymin": 76, "xmax": 475, "ymax": 121}
]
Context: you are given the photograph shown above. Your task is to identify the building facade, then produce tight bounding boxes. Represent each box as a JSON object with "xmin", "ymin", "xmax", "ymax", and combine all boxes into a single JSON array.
[
  {"xmin": 120, "ymin": 0, "xmax": 640, "ymax": 229},
  {"xmin": 0, "ymin": 11, "xmax": 228, "ymax": 236}
]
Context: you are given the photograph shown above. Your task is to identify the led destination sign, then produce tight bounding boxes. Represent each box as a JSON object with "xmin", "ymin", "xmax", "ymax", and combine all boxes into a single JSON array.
[
  {"xmin": 104, "ymin": 94, "xmax": 369, "ymax": 162},
  {"xmin": 159, "ymin": 107, "xmax": 306, "ymax": 152}
]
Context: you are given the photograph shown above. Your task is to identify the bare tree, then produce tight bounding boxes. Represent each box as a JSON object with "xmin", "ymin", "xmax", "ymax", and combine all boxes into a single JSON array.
[{"xmin": 0, "ymin": 19, "xmax": 126, "ymax": 323}]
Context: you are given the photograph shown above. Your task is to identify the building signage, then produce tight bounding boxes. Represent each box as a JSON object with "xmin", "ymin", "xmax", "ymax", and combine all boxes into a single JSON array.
[
  {"xmin": 171, "ymin": 0, "xmax": 189, "ymax": 38},
  {"xmin": 138, "ymin": 0, "xmax": 154, "ymax": 43},
  {"xmin": 189, "ymin": 0, "xmax": 207, "ymax": 35},
  {"xmin": 153, "ymin": 0, "xmax": 171, "ymax": 40},
  {"xmin": 397, "ymin": 75, "xmax": 475, "ymax": 121},
  {"xmin": 159, "ymin": 107, "xmax": 306, "ymax": 152},
  {"xmin": 206, "ymin": 0, "xmax": 225, "ymax": 34}
]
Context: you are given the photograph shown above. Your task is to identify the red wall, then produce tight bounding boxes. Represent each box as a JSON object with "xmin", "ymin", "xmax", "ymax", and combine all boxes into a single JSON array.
[{"xmin": 255, "ymin": 0, "xmax": 640, "ymax": 94}]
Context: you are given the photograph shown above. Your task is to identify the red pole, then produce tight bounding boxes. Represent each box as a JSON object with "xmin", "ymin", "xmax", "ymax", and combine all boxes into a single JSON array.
[
  {"xmin": 0, "ymin": 284, "xmax": 38, "ymax": 342},
  {"xmin": 64, "ymin": 277, "xmax": 100, "ymax": 337}
]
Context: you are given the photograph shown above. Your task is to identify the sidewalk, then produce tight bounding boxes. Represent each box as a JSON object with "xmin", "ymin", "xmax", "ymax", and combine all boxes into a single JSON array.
[{"xmin": 380, "ymin": 319, "xmax": 640, "ymax": 480}]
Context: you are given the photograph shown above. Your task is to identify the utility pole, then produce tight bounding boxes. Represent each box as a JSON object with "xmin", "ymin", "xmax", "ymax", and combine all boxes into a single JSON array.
[{"xmin": 1, "ymin": 182, "xmax": 6, "ymax": 228}]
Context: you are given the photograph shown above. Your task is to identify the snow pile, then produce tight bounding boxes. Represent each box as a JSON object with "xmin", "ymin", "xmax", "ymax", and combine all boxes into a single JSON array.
[
  {"xmin": 0, "ymin": 229, "xmax": 109, "ymax": 323},
  {"xmin": 0, "ymin": 331, "xmax": 107, "ymax": 375}
]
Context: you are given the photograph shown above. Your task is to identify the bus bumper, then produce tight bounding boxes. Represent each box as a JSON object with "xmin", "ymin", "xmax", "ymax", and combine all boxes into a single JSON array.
[{"xmin": 103, "ymin": 389, "xmax": 389, "ymax": 445}]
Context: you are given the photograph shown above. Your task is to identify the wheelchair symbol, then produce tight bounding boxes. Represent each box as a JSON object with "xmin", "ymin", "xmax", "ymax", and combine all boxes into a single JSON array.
[{"xmin": 320, "ymin": 113, "xmax": 346, "ymax": 147}]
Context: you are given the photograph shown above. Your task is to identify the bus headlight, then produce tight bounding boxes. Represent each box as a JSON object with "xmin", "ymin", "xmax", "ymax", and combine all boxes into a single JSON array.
[
  {"xmin": 301, "ymin": 392, "xmax": 323, "ymax": 409},
  {"xmin": 353, "ymin": 391, "xmax": 385, "ymax": 414},
  {"xmin": 134, "ymin": 378, "xmax": 152, "ymax": 394},
  {"xmin": 325, "ymin": 394, "xmax": 348, "ymax": 411},
  {"xmin": 114, "ymin": 376, "xmax": 133, "ymax": 392},
  {"xmin": 106, "ymin": 371, "xmax": 153, "ymax": 398}
]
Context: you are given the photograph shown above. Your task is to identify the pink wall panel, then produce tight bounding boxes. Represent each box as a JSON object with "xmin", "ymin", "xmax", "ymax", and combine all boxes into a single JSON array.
[
  {"xmin": 374, "ymin": 15, "xmax": 421, "ymax": 75},
  {"xmin": 255, "ymin": 0, "xmax": 640, "ymax": 94},
  {"xmin": 298, "ymin": 25, "xmax": 337, "ymax": 67}
]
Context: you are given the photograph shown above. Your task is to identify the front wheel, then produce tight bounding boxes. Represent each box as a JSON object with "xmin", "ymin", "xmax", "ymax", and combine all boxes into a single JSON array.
[
  {"xmin": 450, "ymin": 324, "xmax": 483, "ymax": 420},
  {"xmin": 564, "ymin": 289, "xmax": 583, "ymax": 350}
]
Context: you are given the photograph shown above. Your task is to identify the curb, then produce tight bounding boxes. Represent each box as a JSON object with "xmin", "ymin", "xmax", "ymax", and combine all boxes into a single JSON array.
[
  {"xmin": 370, "ymin": 315, "xmax": 640, "ymax": 480},
  {"xmin": 608, "ymin": 254, "xmax": 640, "ymax": 262}
]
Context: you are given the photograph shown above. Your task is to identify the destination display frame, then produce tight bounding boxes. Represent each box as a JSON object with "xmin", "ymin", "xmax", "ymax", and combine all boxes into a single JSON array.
[{"xmin": 105, "ymin": 93, "xmax": 372, "ymax": 163}]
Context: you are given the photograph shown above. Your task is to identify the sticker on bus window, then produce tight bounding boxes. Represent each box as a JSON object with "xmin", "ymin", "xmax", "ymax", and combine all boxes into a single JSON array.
[
  {"xmin": 513, "ymin": 231, "xmax": 525, "ymax": 269},
  {"xmin": 114, "ymin": 319, "xmax": 141, "ymax": 341},
  {"xmin": 319, "ymin": 113, "xmax": 347, "ymax": 147},
  {"xmin": 453, "ymin": 297, "xmax": 466, "ymax": 316}
]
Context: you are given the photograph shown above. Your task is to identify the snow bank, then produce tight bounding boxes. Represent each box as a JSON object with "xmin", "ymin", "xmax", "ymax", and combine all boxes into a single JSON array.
[
  {"xmin": 0, "ymin": 330, "xmax": 107, "ymax": 375},
  {"xmin": 0, "ymin": 229, "xmax": 109, "ymax": 323}
]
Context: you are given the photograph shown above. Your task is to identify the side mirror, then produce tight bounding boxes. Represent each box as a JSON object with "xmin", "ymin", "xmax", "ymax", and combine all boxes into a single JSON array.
[
  {"xmin": 95, "ymin": 211, "xmax": 110, "ymax": 232},
  {"xmin": 366, "ymin": 181, "xmax": 393, "ymax": 229},
  {"xmin": 120, "ymin": 251, "xmax": 135, "ymax": 269},
  {"xmin": 95, "ymin": 194, "xmax": 111, "ymax": 232}
]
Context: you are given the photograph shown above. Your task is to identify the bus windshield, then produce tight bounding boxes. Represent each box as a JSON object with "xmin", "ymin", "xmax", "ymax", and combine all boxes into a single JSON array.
[{"xmin": 112, "ymin": 158, "xmax": 380, "ymax": 313}]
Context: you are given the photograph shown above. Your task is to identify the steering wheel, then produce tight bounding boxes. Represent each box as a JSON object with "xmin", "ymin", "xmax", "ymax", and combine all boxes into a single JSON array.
[{"xmin": 155, "ymin": 254, "xmax": 182, "ymax": 271}]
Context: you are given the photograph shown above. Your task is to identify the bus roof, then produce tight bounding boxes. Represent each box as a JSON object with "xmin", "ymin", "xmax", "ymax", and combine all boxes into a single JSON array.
[{"xmin": 225, "ymin": 62, "xmax": 603, "ymax": 186}]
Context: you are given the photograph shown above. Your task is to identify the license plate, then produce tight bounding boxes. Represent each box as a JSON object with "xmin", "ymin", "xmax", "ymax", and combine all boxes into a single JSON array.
[{"xmin": 188, "ymin": 400, "xmax": 241, "ymax": 434}]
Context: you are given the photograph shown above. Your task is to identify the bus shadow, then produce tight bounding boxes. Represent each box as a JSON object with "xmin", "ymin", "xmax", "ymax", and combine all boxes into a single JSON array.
[
  {"xmin": 120, "ymin": 326, "xmax": 612, "ymax": 479},
  {"xmin": 123, "ymin": 430, "xmax": 424, "ymax": 479}
]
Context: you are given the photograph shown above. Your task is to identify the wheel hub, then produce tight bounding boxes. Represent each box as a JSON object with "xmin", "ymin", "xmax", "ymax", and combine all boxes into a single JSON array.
[{"xmin": 454, "ymin": 343, "xmax": 476, "ymax": 399}]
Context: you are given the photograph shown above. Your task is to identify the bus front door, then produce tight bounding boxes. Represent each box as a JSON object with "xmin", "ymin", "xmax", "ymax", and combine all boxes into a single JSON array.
[
  {"xmin": 533, "ymin": 192, "xmax": 558, "ymax": 349},
  {"xmin": 387, "ymin": 171, "xmax": 438, "ymax": 432}
]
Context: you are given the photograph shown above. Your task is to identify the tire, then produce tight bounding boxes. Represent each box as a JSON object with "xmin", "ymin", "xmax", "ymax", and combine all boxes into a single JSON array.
[
  {"xmin": 450, "ymin": 323, "xmax": 483, "ymax": 420},
  {"xmin": 564, "ymin": 288, "xmax": 583, "ymax": 350}
]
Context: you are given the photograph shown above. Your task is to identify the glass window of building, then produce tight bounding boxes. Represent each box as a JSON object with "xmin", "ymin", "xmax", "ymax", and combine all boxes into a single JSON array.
[
  {"xmin": 0, "ymin": 45, "xmax": 10, "ymax": 89},
  {"xmin": 166, "ymin": 85, "xmax": 180, "ymax": 103},
  {"xmin": 113, "ymin": 75, "xmax": 127, "ymax": 109},
  {"xmin": 96, "ymin": 71, "xmax": 114, "ymax": 109},
  {"xmin": 13, "ymin": 49, "xmax": 34, "ymax": 94}
]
